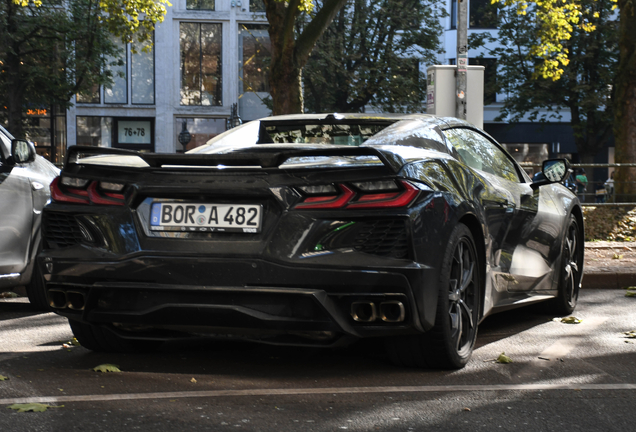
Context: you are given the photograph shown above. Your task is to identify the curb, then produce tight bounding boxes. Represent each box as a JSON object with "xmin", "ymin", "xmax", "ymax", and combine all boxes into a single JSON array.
[{"xmin": 583, "ymin": 271, "xmax": 636, "ymax": 289}]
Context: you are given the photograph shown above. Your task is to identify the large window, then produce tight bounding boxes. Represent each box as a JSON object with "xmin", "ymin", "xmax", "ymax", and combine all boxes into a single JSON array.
[
  {"xmin": 76, "ymin": 84, "xmax": 100, "ymax": 104},
  {"xmin": 78, "ymin": 35, "xmax": 155, "ymax": 106},
  {"xmin": 239, "ymin": 24, "xmax": 271, "ymax": 120},
  {"xmin": 469, "ymin": 58, "xmax": 497, "ymax": 105},
  {"xmin": 187, "ymin": 0, "xmax": 214, "ymax": 9},
  {"xmin": 105, "ymin": 39, "xmax": 127, "ymax": 104},
  {"xmin": 180, "ymin": 22, "xmax": 223, "ymax": 106},
  {"xmin": 77, "ymin": 117, "xmax": 113, "ymax": 147},
  {"xmin": 132, "ymin": 38, "xmax": 155, "ymax": 104},
  {"xmin": 174, "ymin": 118, "xmax": 226, "ymax": 152},
  {"xmin": 470, "ymin": 0, "xmax": 498, "ymax": 28}
]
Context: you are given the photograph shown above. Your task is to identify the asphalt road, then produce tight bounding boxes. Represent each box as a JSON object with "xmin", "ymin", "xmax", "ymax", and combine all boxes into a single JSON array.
[{"xmin": 1, "ymin": 289, "xmax": 635, "ymax": 431}]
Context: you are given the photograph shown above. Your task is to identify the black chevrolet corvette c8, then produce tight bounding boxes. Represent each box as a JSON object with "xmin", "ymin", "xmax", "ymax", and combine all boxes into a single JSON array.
[{"xmin": 39, "ymin": 113, "xmax": 584, "ymax": 369}]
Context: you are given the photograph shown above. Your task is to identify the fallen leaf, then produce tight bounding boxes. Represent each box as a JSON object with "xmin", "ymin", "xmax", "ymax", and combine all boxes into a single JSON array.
[
  {"xmin": 559, "ymin": 316, "xmax": 582, "ymax": 324},
  {"xmin": 71, "ymin": 338, "xmax": 81, "ymax": 346},
  {"xmin": 624, "ymin": 331, "xmax": 636, "ymax": 339},
  {"xmin": 612, "ymin": 253, "xmax": 623, "ymax": 259},
  {"xmin": 6, "ymin": 403, "xmax": 63, "ymax": 412},
  {"xmin": 93, "ymin": 364, "xmax": 121, "ymax": 373},
  {"xmin": 626, "ymin": 291, "xmax": 636, "ymax": 298},
  {"xmin": 497, "ymin": 352, "xmax": 513, "ymax": 364},
  {"xmin": 190, "ymin": 378, "xmax": 197, "ymax": 383},
  {"xmin": 0, "ymin": 292, "xmax": 18, "ymax": 298},
  {"xmin": 463, "ymin": 407, "xmax": 471, "ymax": 412},
  {"xmin": 0, "ymin": 375, "xmax": 8, "ymax": 381}
]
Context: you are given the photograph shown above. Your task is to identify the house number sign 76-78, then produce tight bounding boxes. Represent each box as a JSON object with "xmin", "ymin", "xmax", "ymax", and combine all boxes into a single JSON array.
[{"xmin": 118, "ymin": 120, "xmax": 152, "ymax": 144}]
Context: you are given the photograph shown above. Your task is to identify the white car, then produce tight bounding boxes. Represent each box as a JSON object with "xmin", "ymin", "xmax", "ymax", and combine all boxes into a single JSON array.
[{"xmin": 0, "ymin": 125, "xmax": 59, "ymax": 308}]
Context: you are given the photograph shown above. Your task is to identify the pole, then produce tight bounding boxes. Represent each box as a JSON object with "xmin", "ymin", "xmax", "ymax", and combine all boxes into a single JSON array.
[{"xmin": 456, "ymin": 0, "xmax": 468, "ymax": 120}]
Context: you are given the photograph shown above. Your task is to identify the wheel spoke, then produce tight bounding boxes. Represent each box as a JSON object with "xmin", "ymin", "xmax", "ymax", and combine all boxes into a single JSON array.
[
  {"xmin": 460, "ymin": 262, "xmax": 474, "ymax": 293},
  {"xmin": 459, "ymin": 299, "xmax": 474, "ymax": 329}
]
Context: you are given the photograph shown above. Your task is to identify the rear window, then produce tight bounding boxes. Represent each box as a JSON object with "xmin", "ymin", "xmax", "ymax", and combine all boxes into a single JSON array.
[
  {"xmin": 189, "ymin": 120, "xmax": 394, "ymax": 154},
  {"xmin": 261, "ymin": 123, "xmax": 390, "ymax": 145}
]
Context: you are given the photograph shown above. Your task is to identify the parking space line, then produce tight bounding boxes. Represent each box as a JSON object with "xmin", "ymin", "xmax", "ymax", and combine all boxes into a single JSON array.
[{"xmin": 1, "ymin": 383, "xmax": 635, "ymax": 405}]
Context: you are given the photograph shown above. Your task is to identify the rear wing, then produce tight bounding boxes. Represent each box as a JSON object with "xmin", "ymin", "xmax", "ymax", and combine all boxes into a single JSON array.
[{"xmin": 65, "ymin": 145, "xmax": 406, "ymax": 174}]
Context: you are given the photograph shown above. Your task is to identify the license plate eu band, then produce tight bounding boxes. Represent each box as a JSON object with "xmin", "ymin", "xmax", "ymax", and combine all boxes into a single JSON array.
[{"xmin": 150, "ymin": 202, "xmax": 262, "ymax": 233}]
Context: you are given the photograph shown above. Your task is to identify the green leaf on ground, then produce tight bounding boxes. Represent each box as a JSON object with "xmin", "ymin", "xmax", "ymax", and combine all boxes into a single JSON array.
[
  {"xmin": 6, "ymin": 403, "xmax": 63, "ymax": 412},
  {"xmin": 612, "ymin": 253, "xmax": 624, "ymax": 259},
  {"xmin": 626, "ymin": 291, "xmax": 636, "ymax": 298},
  {"xmin": 93, "ymin": 364, "xmax": 121, "ymax": 373},
  {"xmin": 624, "ymin": 331, "xmax": 636, "ymax": 338},
  {"xmin": 0, "ymin": 375, "xmax": 8, "ymax": 381},
  {"xmin": 556, "ymin": 316, "xmax": 583, "ymax": 324},
  {"xmin": 0, "ymin": 292, "xmax": 18, "ymax": 298},
  {"xmin": 497, "ymin": 352, "xmax": 513, "ymax": 364}
]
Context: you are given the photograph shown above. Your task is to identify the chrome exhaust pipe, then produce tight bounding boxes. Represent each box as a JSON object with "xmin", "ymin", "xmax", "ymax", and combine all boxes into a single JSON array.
[
  {"xmin": 48, "ymin": 289, "xmax": 68, "ymax": 309},
  {"xmin": 66, "ymin": 291, "xmax": 86, "ymax": 311},
  {"xmin": 380, "ymin": 301, "xmax": 405, "ymax": 323},
  {"xmin": 351, "ymin": 302, "xmax": 377, "ymax": 322}
]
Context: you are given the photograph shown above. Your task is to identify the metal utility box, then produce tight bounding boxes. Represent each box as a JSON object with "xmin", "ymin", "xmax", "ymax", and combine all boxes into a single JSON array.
[{"xmin": 426, "ymin": 65, "xmax": 485, "ymax": 128}]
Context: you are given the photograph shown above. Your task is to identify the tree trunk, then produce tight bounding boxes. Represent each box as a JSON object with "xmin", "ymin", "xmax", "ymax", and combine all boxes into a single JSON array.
[
  {"xmin": 264, "ymin": 0, "xmax": 348, "ymax": 115},
  {"xmin": 614, "ymin": 0, "xmax": 636, "ymax": 201}
]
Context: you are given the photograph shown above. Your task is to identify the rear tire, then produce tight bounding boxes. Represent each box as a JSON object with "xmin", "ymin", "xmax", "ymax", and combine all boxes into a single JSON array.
[
  {"xmin": 548, "ymin": 215, "xmax": 583, "ymax": 315},
  {"xmin": 25, "ymin": 260, "xmax": 49, "ymax": 311},
  {"xmin": 386, "ymin": 223, "xmax": 481, "ymax": 369},
  {"xmin": 68, "ymin": 319, "xmax": 162, "ymax": 353}
]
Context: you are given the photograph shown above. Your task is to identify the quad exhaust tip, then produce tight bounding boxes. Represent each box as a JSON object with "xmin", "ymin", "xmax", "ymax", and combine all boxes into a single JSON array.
[
  {"xmin": 48, "ymin": 288, "xmax": 86, "ymax": 311},
  {"xmin": 351, "ymin": 301, "xmax": 405, "ymax": 323}
]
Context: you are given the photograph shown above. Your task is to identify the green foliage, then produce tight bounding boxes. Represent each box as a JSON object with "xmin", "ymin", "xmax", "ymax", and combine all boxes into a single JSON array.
[
  {"xmin": 2, "ymin": 0, "xmax": 168, "ymax": 136},
  {"xmin": 93, "ymin": 363, "xmax": 121, "ymax": 372},
  {"xmin": 471, "ymin": 0, "xmax": 617, "ymax": 165},
  {"xmin": 97, "ymin": 0, "xmax": 171, "ymax": 50},
  {"xmin": 303, "ymin": 0, "xmax": 445, "ymax": 113},
  {"xmin": 494, "ymin": 0, "xmax": 616, "ymax": 80}
]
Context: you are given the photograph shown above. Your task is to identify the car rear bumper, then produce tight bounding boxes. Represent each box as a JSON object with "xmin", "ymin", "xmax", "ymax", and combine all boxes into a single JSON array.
[{"xmin": 40, "ymin": 256, "xmax": 438, "ymax": 345}]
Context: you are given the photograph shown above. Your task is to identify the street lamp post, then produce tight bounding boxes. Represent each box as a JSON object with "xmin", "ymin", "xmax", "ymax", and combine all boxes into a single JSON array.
[
  {"xmin": 456, "ymin": 0, "xmax": 468, "ymax": 120},
  {"xmin": 178, "ymin": 120, "xmax": 191, "ymax": 153},
  {"xmin": 226, "ymin": 103, "xmax": 243, "ymax": 130}
]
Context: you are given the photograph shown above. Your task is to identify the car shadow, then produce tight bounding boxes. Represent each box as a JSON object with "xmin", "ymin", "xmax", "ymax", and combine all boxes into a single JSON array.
[{"xmin": 0, "ymin": 298, "xmax": 44, "ymax": 321}]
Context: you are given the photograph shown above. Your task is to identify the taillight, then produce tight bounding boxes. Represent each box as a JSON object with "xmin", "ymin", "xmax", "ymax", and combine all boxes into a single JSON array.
[
  {"xmin": 294, "ymin": 180, "xmax": 421, "ymax": 210},
  {"xmin": 50, "ymin": 176, "xmax": 125, "ymax": 206}
]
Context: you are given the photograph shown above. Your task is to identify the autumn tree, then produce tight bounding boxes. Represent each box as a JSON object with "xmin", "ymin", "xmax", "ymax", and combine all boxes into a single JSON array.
[
  {"xmin": 1, "ymin": 0, "xmax": 169, "ymax": 138},
  {"xmin": 303, "ymin": 0, "xmax": 445, "ymax": 113},
  {"xmin": 472, "ymin": 0, "xmax": 618, "ymax": 175},
  {"xmin": 494, "ymin": 0, "xmax": 635, "ymax": 197}
]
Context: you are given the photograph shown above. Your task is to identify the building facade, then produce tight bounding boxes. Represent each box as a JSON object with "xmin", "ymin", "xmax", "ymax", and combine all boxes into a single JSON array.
[{"xmin": 53, "ymin": 0, "xmax": 271, "ymax": 165}]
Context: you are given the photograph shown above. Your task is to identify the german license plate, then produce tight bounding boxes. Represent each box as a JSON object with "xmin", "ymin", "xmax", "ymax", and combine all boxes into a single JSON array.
[{"xmin": 150, "ymin": 202, "xmax": 262, "ymax": 233}]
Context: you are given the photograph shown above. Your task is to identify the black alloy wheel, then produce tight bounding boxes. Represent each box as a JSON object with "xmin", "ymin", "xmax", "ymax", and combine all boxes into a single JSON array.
[
  {"xmin": 447, "ymin": 230, "xmax": 479, "ymax": 359},
  {"xmin": 385, "ymin": 223, "xmax": 481, "ymax": 369},
  {"xmin": 549, "ymin": 214, "xmax": 583, "ymax": 315}
]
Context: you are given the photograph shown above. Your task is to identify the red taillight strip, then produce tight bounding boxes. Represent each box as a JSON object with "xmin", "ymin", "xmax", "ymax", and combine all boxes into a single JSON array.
[
  {"xmin": 295, "ymin": 185, "xmax": 356, "ymax": 209},
  {"xmin": 347, "ymin": 181, "xmax": 419, "ymax": 209},
  {"xmin": 50, "ymin": 177, "xmax": 125, "ymax": 206},
  {"xmin": 50, "ymin": 177, "xmax": 90, "ymax": 204},
  {"xmin": 87, "ymin": 182, "xmax": 124, "ymax": 206}
]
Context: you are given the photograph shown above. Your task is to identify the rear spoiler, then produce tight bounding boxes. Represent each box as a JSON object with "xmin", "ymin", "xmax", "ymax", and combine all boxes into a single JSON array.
[{"xmin": 65, "ymin": 145, "xmax": 405, "ymax": 174}]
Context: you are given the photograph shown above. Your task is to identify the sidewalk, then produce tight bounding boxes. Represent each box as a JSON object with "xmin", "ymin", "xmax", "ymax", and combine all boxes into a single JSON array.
[{"xmin": 583, "ymin": 241, "xmax": 636, "ymax": 289}]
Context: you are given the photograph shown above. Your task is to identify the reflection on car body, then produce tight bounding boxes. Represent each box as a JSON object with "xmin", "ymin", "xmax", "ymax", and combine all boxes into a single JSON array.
[{"xmin": 38, "ymin": 113, "xmax": 583, "ymax": 369}]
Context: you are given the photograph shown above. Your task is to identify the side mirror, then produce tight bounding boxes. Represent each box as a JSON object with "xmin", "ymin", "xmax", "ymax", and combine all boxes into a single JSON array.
[
  {"xmin": 11, "ymin": 139, "xmax": 36, "ymax": 164},
  {"xmin": 531, "ymin": 158, "xmax": 572, "ymax": 189}
]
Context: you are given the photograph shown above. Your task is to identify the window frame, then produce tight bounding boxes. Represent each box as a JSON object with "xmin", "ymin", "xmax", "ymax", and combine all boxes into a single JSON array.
[{"xmin": 443, "ymin": 126, "xmax": 523, "ymax": 183}]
